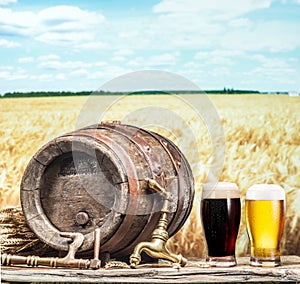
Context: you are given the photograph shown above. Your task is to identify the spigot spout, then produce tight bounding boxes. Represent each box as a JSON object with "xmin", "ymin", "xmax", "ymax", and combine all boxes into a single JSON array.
[
  {"xmin": 130, "ymin": 179, "xmax": 187, "ymax": 268},
  {"xmin": 129, "ymin": 238, "xmax": 187, "ymax": 268}
]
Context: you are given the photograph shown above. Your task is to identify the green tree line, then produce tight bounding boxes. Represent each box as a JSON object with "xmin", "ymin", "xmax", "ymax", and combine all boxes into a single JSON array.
[{"xmin": 0, "ymin": 89, "xmax": 288, "ymax": 98}]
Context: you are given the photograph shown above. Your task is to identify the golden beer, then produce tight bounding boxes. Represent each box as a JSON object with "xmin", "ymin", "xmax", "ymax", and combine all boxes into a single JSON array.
[{"xmin": 246, "ymin": 184, "xmax": 285, "ymax": 267}]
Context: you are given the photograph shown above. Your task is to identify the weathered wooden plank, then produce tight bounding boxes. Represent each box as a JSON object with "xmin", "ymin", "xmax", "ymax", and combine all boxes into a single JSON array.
[{"xmin": 1, "ymin": 256, "xmax": 300, "ymax": 283}]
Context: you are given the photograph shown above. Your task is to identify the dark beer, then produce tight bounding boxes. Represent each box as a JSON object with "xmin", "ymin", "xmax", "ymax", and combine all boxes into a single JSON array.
[
  {"xmin": 201, "ymin": 182, "xmax": 241, "ymax": 266},
  {"xmin": 201, "ymin": 198, "xmax": 241, "ymax": 256}
]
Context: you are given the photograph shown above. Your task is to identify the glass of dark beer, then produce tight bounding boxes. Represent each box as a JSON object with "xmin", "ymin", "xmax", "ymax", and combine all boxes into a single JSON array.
[{"xmin": 201, "ymin": 182, "xmax": 241, "ymax": 267}]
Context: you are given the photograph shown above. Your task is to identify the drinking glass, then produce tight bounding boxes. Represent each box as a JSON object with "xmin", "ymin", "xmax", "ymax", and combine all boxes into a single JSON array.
[
  {"xmin": 246, "ymin": 184, "xmax": 286, "ymax": 267},
  {"xmin": 201, "ymin": 182, "xmax": 241, "ymax": 267}
]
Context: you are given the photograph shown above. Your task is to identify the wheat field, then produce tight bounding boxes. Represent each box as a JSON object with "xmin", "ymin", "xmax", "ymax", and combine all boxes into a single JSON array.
[{"xmin": 0, "ymin": 94, "xmax": 299, "ymax": 258}]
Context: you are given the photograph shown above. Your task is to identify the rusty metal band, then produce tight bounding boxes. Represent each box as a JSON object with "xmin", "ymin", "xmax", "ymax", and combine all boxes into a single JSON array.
[
  {"xmin": 75, "ymin": 129, "xmax": 141, "ymax": 253},
  {"xmin": 129, "ymin": 125, "xmax": 194, "ymax": 237},
  {"xmin": 96, "ymin": 123, "xmax": 165, "ymax": 256},
  {"xmin": 150, "ymin": 131, "xmax": 195, "ymax": 236}
]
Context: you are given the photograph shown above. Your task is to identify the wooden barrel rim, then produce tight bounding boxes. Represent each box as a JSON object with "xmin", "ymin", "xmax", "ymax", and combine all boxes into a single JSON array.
[{"xmin": 21, "ymin": 135, "xmax": 129, "ymax": 252}]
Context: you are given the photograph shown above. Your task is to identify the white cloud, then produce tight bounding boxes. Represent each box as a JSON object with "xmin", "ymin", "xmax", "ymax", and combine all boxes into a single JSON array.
[
  {"xmin": 36, "ymin": 6, "xmax": 105, "ymax": 45},
  {"xmin": 77, "ymin": 41, "xmax": 107, "ymax": 49},
  {"xmin": 38, "ymin": 54, "xmax": 60, "ymax": 61},
  {"xmin": 38, "ymin": 60, "xmax": 87, "ymax": 70},
  {"xmin": 244, "ymin": 54, "xmax": 299, "ymax": 87},
  {"xmin": 144, "ymin": 0, "xmax": 300, "ymax": 53},
  {"xmin": 128, "ymin": 52, "xmax": 179, "ymax": 68},
  {"xmin": 112, "ymin": 49, "xmax": 134, "ymax": 61},
  {"xmin": 195, "ymin": 50, "xmax": 244, "ymax": 59},
  {"xmin": 127, "ymin": 57, "xmax": 143, "ymax": 67},
  {"xmin": 0, "ymin": 8, "xmax": 37, "ymax": 36},
  {"xmin": 228, "ymin": 18, "xmax": 251, "ymax": 27},
  {"xmin": 153, "ymin": 0, "xmax": 272, "ymax": 20},
  {"xmin": 87, "ymin": 65, "xmax": 131, "ymax": 81},
  {"xmin": 38, "ymin": 58, "xmax": 107, "ymax": 72},
  {"xmin": 18, "ymin": 57, "xmax": 34, "ymax": 63},
  {"xmin": 0, "ymin": 38, "xmax": 20, "ymax": 48},
  {"xmin": 183, "ymin": 61, "xmax": 200, "ymax": 69},
  {"xmin": 0, "ymin": 71, "xmax": 10, "ymax": 79},
  {"xmin": 112, "ymin": 55, "xmax": 126, "ymax": 62},
  {"xmin": 94, "ymin": 61, "xmax": 107, "ymax": 67},
  {"xmin": 0, "ymin": 65, "xmax": 13, "ymax": 70},
  {"xmin": 38, "ymin": 5, "xmax": 104, "ymax": 29},
  {"xmin": 55, "ymin": 73, "xmax": 66, "ymax": 80},
  {"xmin": 0, "ymin": 0, "xmax": 299, "ymax": 56},
  {"xmin": 246, "ymin": 66, "xmax": 297, "ymax": 84},
  {"xmin": 0, "ymin": 0, "xmax": 17, "ymax": 5},
  {"xmin": 35, "ymin": 31, "xmax": 94, "ymax": 45},
  {"xmin": 148, "ymin": 0, "xmax": 300, "ymax": 53},
  {"xmin": 30, "ymin": 73, "xmax": 68, "ymax": 82},
  {"xmin": 70, "ymin": 69, "xmax": 89, "ymax": 77},
  {"xmin": 210, "ymin": 66, "xmax": 231, "ymax": 77},
  {"xmin": 147, "ymin": 52, "xmax": 179, "ymax": 66},
  {"xmin": 0, "ymin": 67, "xmax": 27, "ymax": 80},
  {"xmin": 195, "ymin": 50, "xmax": 244, "ymax": 65},
  {"xmin": 118, "ymin": 30, "xmax": 140, "ymax": 39},
  {"xmin": 251, "ymin": 54, "xmax": 297, "ymax": 69},
  {"xmin": 19, "ymin": 60, "xmax": 126, "ymax": 86},
  {"xmin": 35, "ymin": 74, "xmax": 53, "ymax": 82},
  {"xmin": 114, "ymin": 49, "xmax": 134, "ymax": 57},
  {"xmin": 220, "ymin": 20, "xmax": 300, "ymax": 52},
  {"xmin": 0, "ymin": 5, "xmax": 105, "ymax": 47}
]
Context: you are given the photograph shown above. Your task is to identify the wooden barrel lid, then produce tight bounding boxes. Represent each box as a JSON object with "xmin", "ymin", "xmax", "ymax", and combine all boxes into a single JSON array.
[{"xmin": 21, "ymin": 135, "xmax": 129, "ymax": 252}]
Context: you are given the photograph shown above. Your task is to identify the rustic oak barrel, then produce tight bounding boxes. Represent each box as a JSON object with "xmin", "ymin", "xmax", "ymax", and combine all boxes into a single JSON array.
[{"xmin": 20, "ymin": 121, "xmax": 194, "ymax": 258}]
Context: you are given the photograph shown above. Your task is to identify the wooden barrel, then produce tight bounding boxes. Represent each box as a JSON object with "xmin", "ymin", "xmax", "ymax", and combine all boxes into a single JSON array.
[{"xmin": 20, "ymin": 121, "xmax": 194, "ymax": 258}]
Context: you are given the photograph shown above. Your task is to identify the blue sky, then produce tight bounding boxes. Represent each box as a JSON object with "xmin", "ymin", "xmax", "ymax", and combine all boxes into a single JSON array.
[{"xmin": 0, "ymin": 0, "xmax": 300, "ymax": 93}]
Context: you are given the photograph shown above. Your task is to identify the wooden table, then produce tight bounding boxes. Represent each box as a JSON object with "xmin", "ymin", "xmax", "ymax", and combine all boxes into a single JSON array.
[{"xmin": 1, "ymin": 256, "xmax": 300, "ymax": 283}]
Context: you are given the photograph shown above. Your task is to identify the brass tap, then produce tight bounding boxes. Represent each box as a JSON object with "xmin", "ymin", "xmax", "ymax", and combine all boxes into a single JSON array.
[
  {"xmin": 1, "ymin": 232, "xmax": 90, "ymax": 269},
  {"xmin": 130, "ymin": 179, "xmax": 187, "ymax": 268}
]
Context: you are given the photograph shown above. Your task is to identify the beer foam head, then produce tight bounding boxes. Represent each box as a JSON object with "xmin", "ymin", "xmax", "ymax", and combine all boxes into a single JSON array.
[
  {"xmin": 246, "ymin": 184, "xmax": 285, "ymax": 200},
  {"xmin": 202, "ymin": 182, "xmax": 240, "ymax": 199}
]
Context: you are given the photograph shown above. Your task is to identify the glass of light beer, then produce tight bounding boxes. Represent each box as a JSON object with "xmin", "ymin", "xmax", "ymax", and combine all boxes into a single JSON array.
[
  {"xmin": 246, "ymin": 184, "xmax": 286, "ymax": 267},
  {"xmin": 201, "ymin": 182, "xmax": 241, "ymax": 267}
]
